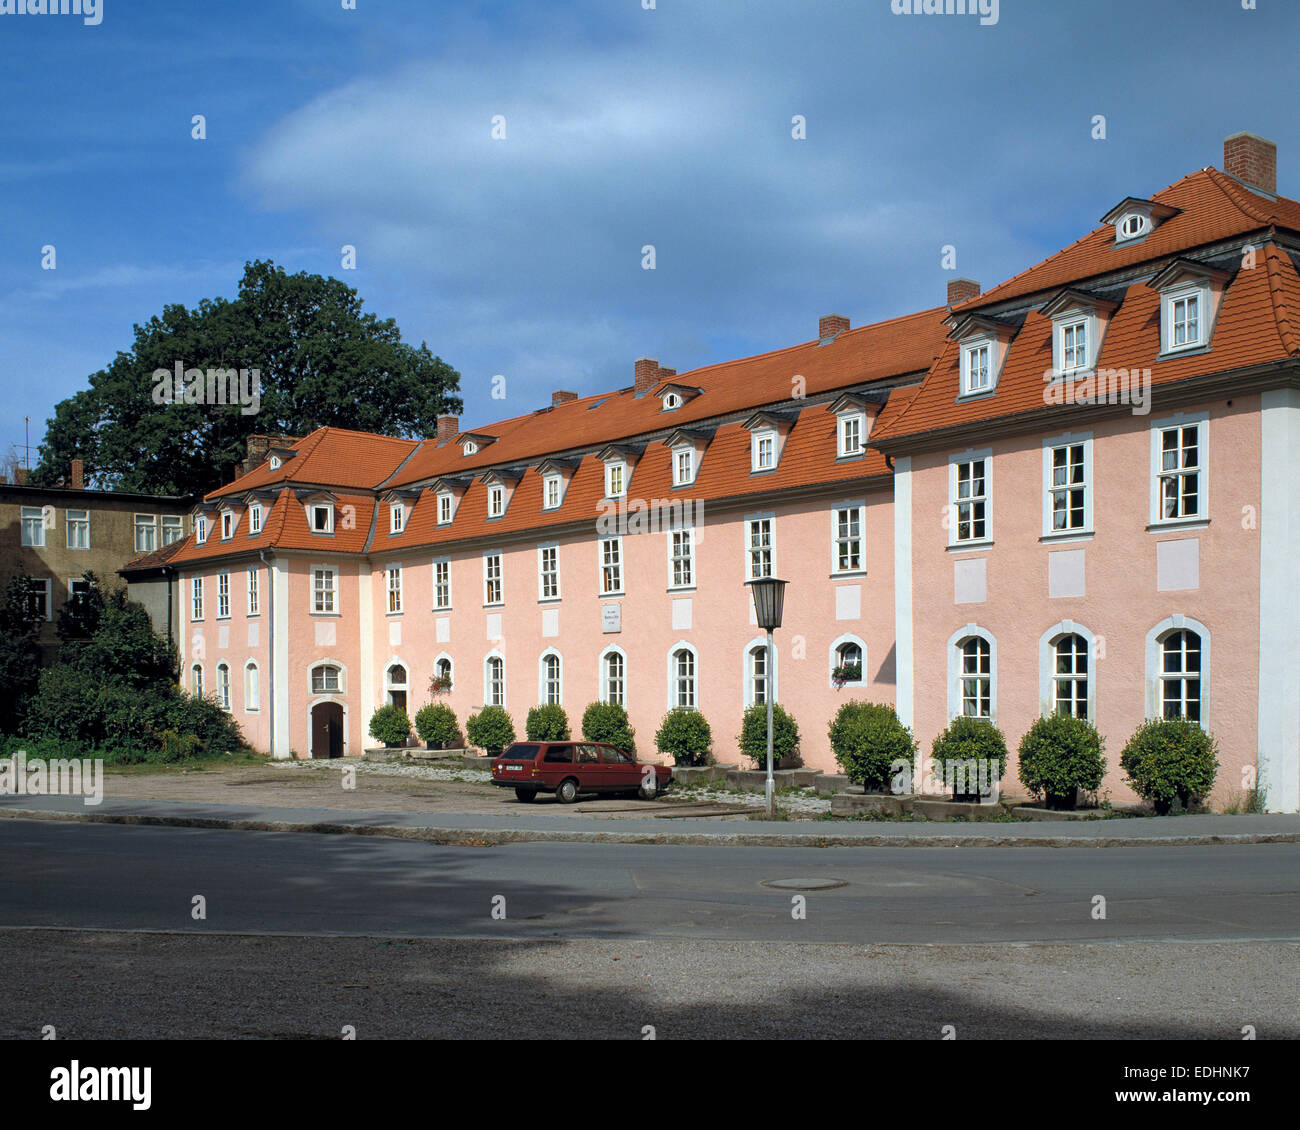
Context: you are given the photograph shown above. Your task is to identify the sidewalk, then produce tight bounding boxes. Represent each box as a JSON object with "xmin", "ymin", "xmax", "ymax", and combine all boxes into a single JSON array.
[{"xmin": 2, "ymin": 793, "xmax": 1298, "ymax": 848}]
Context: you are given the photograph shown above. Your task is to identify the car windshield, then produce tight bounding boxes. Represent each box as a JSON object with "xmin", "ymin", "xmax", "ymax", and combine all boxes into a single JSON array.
[{"xmin": 502, "ymin": 744, "xmax": 542, "ymax": 761}]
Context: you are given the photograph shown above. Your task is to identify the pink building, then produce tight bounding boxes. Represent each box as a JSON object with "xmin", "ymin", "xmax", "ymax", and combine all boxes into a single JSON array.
[{"xmin": 165, "ymin": 133, "xmax": 1300, "ymax": 813}]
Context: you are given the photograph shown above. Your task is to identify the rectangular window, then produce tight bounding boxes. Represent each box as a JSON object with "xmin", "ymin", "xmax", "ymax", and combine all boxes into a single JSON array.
[
  {"xmin": 484, "ymin": 553, "xmax": 502, "ymax": 605},
  {"xmin": 833, "ymin": 506, "xmax": 864, "ymax": 573},
  {"xmin": 1061, "ymin": 321, "xmax": 1089, "ymax": 372},
  {"xmin": 747, "ymin": 518, "xmax": 773, "ymax": 579},
  {"xmin": 752, "ymin": 433, "xmax": 775, "ymax": 471},
  {"xmin": 217, "ymin": 572, "xmax": 230, "ymax": 619},
  {"xmin": 161, "ymin": 515, "xmax": 184, "ymax": 545},
  {"xmin": 247, "ymin": 506, "xmax": 261, "ymax": 536},
  {"xmin": 488, "ymin": 485, "xmax": 505, "ymax": 518},
  {"xmin": 312, "ymin": 665, "xmax": 340, "ymax": 694},
  {"xmin": 673, "ymin": 448, "xmax": 694, "ymax": 485},
  {"xmin": 600, "ymin": 537, "xmax": 623, "ymax": 595},
  {"xmin": 538, "ymin": 546, "xmax": 559, "ymax": 601},
  {"xmin": 964, "ymin": 344, "xmax": 991, "ymax": 394},
  {"xmin": 952, "ymin": 459, "xmax": 988, "ymax": 543},
  {"xmin": 1158, "ymin": 424, "xmax": 1203, "ymax": 520},
  {"xmin": 313, "ymin": 567, "xmax": 336, "ymax": 614},
  {"xmin": 134, "ymin": 514, "xmax": 157, "ymax": 553},
  {"xmin": 221, "ymin": 512, "xmax": 234, "ymax": 540},
  {"xmin": 386, "ymin": 565, "xmax": 402, "ymax": 613},
  {"xmin": 838, "ymin": 416, "xmax": 863, "ymax": 457},
  {"xmin": 434, "ymin": 559, "xmax": 451, "ymax": 610},
  {"xmin": 1171, "ymin": 294, "xmax": 1200, "ymax": 349},
  {"xmin": 311, "ymin": 505, "xmax": 333, "ymax": 533},
  {"xmin": 544, "ymin": 475, "xmax": 561, "ymax": 509},
  {"xmin": 670, "ymin": 528, "xmax": 694, "ymax": 588},
  {"xmin": 605, "ymin": 462, "xmax": 625, "ymax": 498},
  {"xmin": 191, "ymin": 576, "xmax": 204, "ymax": 621},
  {"xmin": 1048, "ymin": 443, "xmax": 1088, "ymax": 532},
  {"xmin": 245, "ymin": 664, "xmax": 260, "ymax": 712},
  {"xmin": 247, "ymin": 568, "xmax": 259, "ymax": 615},
  {"xmin": 66, "ymin": 509, "xmax": 90, "ymax": 550},
  {"xmin": 20, "ymin": 506, "xmax": 45, "ymax": 547},
  {"xmin": 27, "ymin": 578, "xmax": 51, "ymax": 621},
  {"xmin": 438, "ymin": 493, "xmax": 453, "ymax": 524},
  {"xmin": 390, "ymin": 503, "xmax": 404, "ymax": 533},
  {"xmin": 195, "ymin": 516, "xmax": 208, "ymax": 544}
]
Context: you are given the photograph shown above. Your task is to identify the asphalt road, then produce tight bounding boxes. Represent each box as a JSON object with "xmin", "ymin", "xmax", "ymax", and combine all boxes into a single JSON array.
[{"xmin": 4, "ymin": 819, "xmax": 1299, "ymax": 943}]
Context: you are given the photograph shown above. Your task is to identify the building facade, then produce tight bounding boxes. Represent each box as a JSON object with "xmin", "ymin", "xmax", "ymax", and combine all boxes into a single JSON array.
[{"xmin": 163, "ymin": 134, "xmax": 1300, "ymax": 812}]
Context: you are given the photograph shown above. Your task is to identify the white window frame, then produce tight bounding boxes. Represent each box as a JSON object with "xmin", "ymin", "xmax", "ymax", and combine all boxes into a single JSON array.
[
  {"xmin": 599, "ymin": 536, "xmax": 623, "ymax": 596},
  {"xmin": 216, "ymin": 571, "xmax": 230, "ymax": 620},
  {"xmin": 390, "ymin": 502, "xmax": 405, "ymax": 533},
  {"xmin": 310, "ymin": 502, "xmax": 334, "ymax": 534},
  {"xmin": 667, "ymin": 642, "xmax": 698, "ymax": 710},
  {"xmin": 191, "ymin": 663, "xmax": 204, "ymax": 697},
  {"xmin": 751, "ymin": 430, "xmax": 776, "ymax": 472},
  {"xmin": 215, "ymin": 662, "xmax": 231, "ymax": 712},
  {"xmin": 1055, "ymin": 317, "xmax": 1093, "ymax": 375},
  {"xmin": 961, "ymin": 342, "xmax": 993, "ymax": 396},
  {"xmin": 1144, "ymin": 616, "xmax": 1211, "ymax": 728},
  {"xmin": 310, "ymin": 661, "xmax": 344, "ymax": 695},
  {"xmin": 433, "ymin": 557, "xmax": 452, "ymax": 611},
  {"xmin": 484, "ymin": 651, "xmax": 506, "ymax": 708},
  {"xmin": 1038, "ymin": 622, "xmax": 1097, "ymax": 722},
  {"xmin": 134, "ymin": 513, "xmax": 157, "ymax": 554},
  {"xmin": 487, "ymin": 484, "xmax": 505, "ymax": 518},
  {"xmin": 829, "ymin": 634, "xmax": 867, "ymax": 689},
  {"xmin": 599, "ymin": 646, "xmax": 626, "ymax": 707},
  {"xmin": 948, "ymin": 450, "xmax": 993, "ymax": 548},
  {"xmin": 543, "ymin": 474, "xmax": 562, "ymax": 510},
  {"xmin": 947, "ymin": 625, "xmax": 997, "ymax": 723},
  {"xmin": 20, "ymin": 506, "xmax": 46, "ymax": 548},
  {"xmin": 244, "ymin": 661, "xmax": 260, "ymax": 712},
  {"xmin": 386, "ymin": 564, "xmax": 402, "ymax": 614},
  {"xmin": 672, "ymin": 446, "xmax": 695, "ymax": 487},
  {"xmin": 668, "ymin": 525, "xmax": 695, "ymax": 590},
  {"xmin": 195, "ymin": 515, "xmax": 208, "ymax": 544},
  {"xmin": 247, "ymin": 505, "xmax": 262, "ymax": 535},
  {"xmin": 743, "ymin": 636, "xmax": 778, "ymax": 707},
  {"xmin": 745, "ymin": 514, "xmax": 775, "ymax": 580},
  {"xmin": 247, "ymin": 567, "xmax": 260, "ymax": 616},
  {"xmin": 831, "ymin": 501, "xmax": 866, "ymax": 575},
  {"xmin": 1041, "ymin": 433, "xmax": 1093, "ymax": 538},
  {"xmin": 538, "ymin": 544, "xmax": 560, "ymax": 602},
  {"xmin": 66, "ymin": 509, "xmax": 90, "ymax": 550},
  {"xmin": 1149, "ymin": 411, "xmax": 1209, "ymax": 526},
  {"xmin": 1162, "ymin": 286, "xmax": 1205, "ymax": 353},
  {"xmin": 539, "ymin": 649, "xmax": 563, "ymax": 706},
  {"xmin": 161, "ymin": 514, "xmax": 184, "ymax": 546},
  {"xmin": 483, "ymin": 551, "xmax": 503, "ymax": 607},
  {"xmin": 28, "ymin": 578, "xmax": 52, "ymax": 621},
  {"xmin": 191, "ymin": 576, "xmax": 204, "ymax": 621},
  {"xmin": 220, "ymin": 510, "xmax": 235, "ymax": 540},
  {"xmin": 437, "ymin": 492, "xmax": 454, "ymax": 525},
  {"xmin": 605, "ymin": 461, "xmax": 627, "ymax": 499},
  {"xmin": 837, "ymin": 413, "xmax": 865, "ymax": 458},
  {"xmin": 312, "ymin": 565, "xmax": 337, "ymax": 614}
]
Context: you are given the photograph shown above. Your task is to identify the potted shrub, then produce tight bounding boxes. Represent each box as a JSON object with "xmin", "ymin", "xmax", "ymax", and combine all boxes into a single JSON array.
[
  {"xmin": 1120, "ymin": 717, "xmax": 1219, "ymax": 815},
  {"xmin": 465, "ymin": 705, "xmax": 516, "ymax": 757},
  {"xmin": 654, "ymin": 707, "xmax": 712, "ymax": 767},
  {"xmin": 831, "ymin": 662, "xmax": 863, "ymax": 689},
  {"xmin": 581, "ymin": 701, "xmax": 636, "ymax": 755},
  {"xmin": 525, "ymin": 703, "xmax": 570, "ymax": 742},
  {"xmin": 414, "ymin": 703, "xmax": 462, "ymax": 750},
  {"xmin": 1017, "ymin": 713, "xmax": 1106, "ymax": 809},
  {"xmin": 738, "ymin": 702, "xmax": 801, "ymax": 770},
  {"xmin": 929, "ymin": 715, "xmax": 1009, "ymax": 802},
  {"xmin": 428, "ymin": 671, "xmax": 453, "ymax": 696},
  {"xmin": 829, "ymin": 700, "xmax": 917, "ymax": 793},
  {"xmin": 369, "ymin": 704, "xmax": 412, "ymax": 749}
]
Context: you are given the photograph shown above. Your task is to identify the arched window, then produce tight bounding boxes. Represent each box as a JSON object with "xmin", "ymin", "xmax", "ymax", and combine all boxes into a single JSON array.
[
  {"xmin": 485, "ymin": 654, "xmax": 505, "ymax": 707},
  {"xmin": 671, "ymin": 647, "xmax": 696, "ymax": 709},
  {"xmin": 387, "ymin": 663, "xmax": 408, "ymax": 712},
  {"xmin": 215, "ymin": 662, "xmax": 231, "ymax": 712},
  {"xmin": 436, "ymin": 657, "xmax": 452, "ymax": 682},
  {"xmin": 191, "ymin": 663, "xmax": 203, "ymax": 697},
  {"xmin": 311, "ymin": 663, "xmax": 342, "ymax": 694},
  {"xmin": 1052, "ymin": 634, "xmax": 1089, "ymax": 718},
  {"xmin": 749, "ymin": 644, "xmax": 769, "ymax": 705},
  {"xmin": 602, "ymin": 649, "xmax": 625, "ymax": 705},
  {"xmin": 244, "ymin": 661, "xmax": 260, "ymax": 712},
  {"xmin": 959, "ymin": 636, "xmax": 991, "ymax": 718},
  {"xmin": 541, "ymin": 652, "xmax": 562, "ymax": 705},
  {"xmin": 1160, "ymin": 629, "xmax": 1201, "ymax": 721}
]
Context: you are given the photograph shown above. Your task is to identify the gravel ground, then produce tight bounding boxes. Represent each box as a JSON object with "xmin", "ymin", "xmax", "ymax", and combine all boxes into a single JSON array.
[{"xmin": 3, "ymin": 929, "xmax": 1293, "ymax": 1039}]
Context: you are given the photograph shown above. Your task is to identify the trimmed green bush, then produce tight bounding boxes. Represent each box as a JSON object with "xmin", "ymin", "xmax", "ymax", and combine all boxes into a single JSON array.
[
  {"xmin": 466, "ymin": 706, "xmax": 516, "ymax": 755},
  {"xmin": 581, "ymin": 701, "xmax": 636, "ymax": 755},
  {"xmin": 414, "ymin": 703, "xmax": 462, "ymax": 748},
  {"xmin": 738, "ymin": 703, "xmax": 801, "ymax": 770},
  {"xmin": 1017, "ymin": 713, "xmax": 1106, "ymax": 808},
  {"xmin": 930, "ymin": 715, "xmax": 1009, "ymax": 799},
  {"xmin": 655, "ymin": 707, "xmax": 712, "ymax": 766},
  {"xmin": 829, "ymin": 701, "xmax": 917, "ymax": 792},
  {"xmin": 1120, "ymin": 717, "xmax": 1219, "ymax": 814},
  {"xmin": 368, "ymin": 704, "xmax": 411, "ymax": 746},
  {"xmin": 525, "ymin": 703, "xmax": 570, "ymax": 742}
]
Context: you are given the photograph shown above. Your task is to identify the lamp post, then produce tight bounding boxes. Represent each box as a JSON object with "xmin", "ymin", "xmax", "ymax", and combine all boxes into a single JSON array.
[{"xmin": 746, "ymin": 577, "xmax": 787, "ymax": 819}]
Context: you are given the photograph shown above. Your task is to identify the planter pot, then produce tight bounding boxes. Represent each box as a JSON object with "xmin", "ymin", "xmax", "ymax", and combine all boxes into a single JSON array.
[{"xmin": 1045, "ymin": 790, "xmax": 1078, "ymax": 811}]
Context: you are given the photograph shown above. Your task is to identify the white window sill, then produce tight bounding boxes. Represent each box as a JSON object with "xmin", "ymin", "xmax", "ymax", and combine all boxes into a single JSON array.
[
  {"xmin": 1147, "ymin": 518, "xmax": 1209, "ymax": 533},
  {"xmin": 947, "ymin": 540, "xmax": 994, "ymax": 553},
  {"xmin": 1157, "ymin": 344, "xmax": 1209, "ymax": 360},
  {"xmin": 310, "ymin": 611, "xmax": 340, "ymax": 618},
  {"xmin": 830, "ymin": 570, "xmax": 866, "ymax": 579},
  {"xmin": 1040, "ymin": 529, "xmax": 1094, "ymax": 544}
]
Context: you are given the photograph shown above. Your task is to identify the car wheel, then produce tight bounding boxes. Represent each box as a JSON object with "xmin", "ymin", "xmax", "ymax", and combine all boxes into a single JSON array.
[
  {"xmin": 514, "ymin": 788, "xmax": 537, "ymax": 803},
  {"xmin": 637, "ymin": 780, "xmax": 659, "ymax": 801},
  {"xmin": 556, "ymin": 778, "xmax": 579, "ymax": 804}
]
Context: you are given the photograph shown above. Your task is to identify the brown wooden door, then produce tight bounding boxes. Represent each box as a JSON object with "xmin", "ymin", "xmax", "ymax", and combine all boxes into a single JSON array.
[{"xmin": 312, "ymin": 702, "xmax": 344, "ymax": 759}]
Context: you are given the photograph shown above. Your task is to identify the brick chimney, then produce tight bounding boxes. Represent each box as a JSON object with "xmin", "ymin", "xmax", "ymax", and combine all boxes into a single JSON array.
[
  {"xmin": 634, "ymin": 357, "xmax": 659, "ymax": 396},
  {"xmin": 69, "ymin": 458, "xmax": 84, "ymax": 490},
  {"xmin": 947, "ymin": 277, "xmax": 981, "ymax": 307},
  {"xmin": 436, "ymin": 415, "xmax": 459, "ymax": 443},
  {"xmin": 1224, "ymin": 132, "xmax": 1277, "ymax": 196},
  {"xmin": 14, "ymin": 467, "xmax": 28, "ymax": 486},
  {"xmin": 552, "ymin": 390, "xmax": 578, "ymax": 407},
  {"xmin": 819, "ymin": 314, "xmax": 850, "ymax": 340}
]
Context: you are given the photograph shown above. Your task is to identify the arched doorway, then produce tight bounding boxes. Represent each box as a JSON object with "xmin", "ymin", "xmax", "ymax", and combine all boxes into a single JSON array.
[{"xmin": 311, "ymin": 702, "xmax": 344, "ymax": 759}]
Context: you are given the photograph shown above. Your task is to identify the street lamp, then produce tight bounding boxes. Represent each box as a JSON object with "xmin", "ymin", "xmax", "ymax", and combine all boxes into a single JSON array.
[{"xmin": 745, "ymin": 577, "xmax": 787, "ymax": 819}]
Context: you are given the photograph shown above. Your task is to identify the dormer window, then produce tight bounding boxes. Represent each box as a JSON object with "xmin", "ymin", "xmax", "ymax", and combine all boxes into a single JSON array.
[
  {"xmin": 488, "ymin": 484, "xmax": 505, "ymax": 518},
  {"xmin": 1061, "ymin": 321, "xmax": 1089, "ymax": 372},
  {"xmin": 220, "ymin": 510, "xmax": 235, "ymax": 540},
  {"xmin": 1041, "ymin": 289, "xmax": 1118, "ymax": 380},
  {"xmin": 195, "ymin": 516, "xmax": 208, "ymax": 544},
  {"xmin": 390, "ymin": 502, "xmax": 405, "ymax": 533},
  {"xmin": 1147, "ymin": 260, "xmax": 1229, "ymax": 356},
  {"xmin": 662, "ymin": 392, "xmax": 682, "ymax": 411},
  {"xmin": 752, "ymin": 431, "xmax": 776, "ymax": 472},
  {"xmin": 463, "ymin": 440, "xmax": 478, "ymax": 457},
  {"xmin": 1101, "ymin": 197, "xmax": 1180, "ymax": 246},
  {"xmin": 1170, "ymin": 292, "xmax": 1200, "ymax": 349},
  {"xmin": 963, "ymin": 343, "xmax": 991, "ymax": 395},
  {"xmin": 437, "ymin": 491, "xmax": 454, "ymax": 525},
  {"xmin": 605, "ymin": 462, "xmax": 626, "ymax": 499},
  {"xmin": 269, "ymin": 456, "xmax": 281, "ymax": 470},
  {"xmin": 1118, "ymin": 214, "xmax": 1148, "ymax": 241},
  {"xmin": 838, "ymin": 414, "xmax": 864, "ymax": 457},
  {"xmin": 311, "ymin": 503, "xmax": 334, "ymax": 533},
  {"xmin": 543, "ymin": 474, "xmax": 562, "ymax": 510},
  {"xmin": 673, "ymin": 447, "xmax": 695, "ymax": 486},
  {"xmin": 248, "ymin": 503, "xmax": 262, "ymax": 534}
]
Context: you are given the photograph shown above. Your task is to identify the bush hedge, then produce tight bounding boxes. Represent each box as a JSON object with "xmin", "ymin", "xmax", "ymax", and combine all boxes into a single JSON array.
[
  {"xmin": 654, "ymin": 707, "xmax": 712, "ymax": 766},
  {"xmin": 1120, "ymin": 717, "xmax": 1219, "ymax": 814},
  {"xmin": 466, "ymin": 706, "xmax": 516, "ymax": 755},
  {"xmin": 525, "ymin": 703, "xmax": 571, "ymax": 742},
  {"xmin": 829, "ymin": 701, "xmax": 917, "ymax": 792},
  {"xmin": 414, "ymin": 703, "xmax": 462, "ymax": 748},
  {"xmin": 738, "ymin": 702, "xmax": 801, "ymax": 770},
  {"xmin": 581, "ymin": 701, "xmax": 636, "ymax": 755},
  {"xmin": 1017, "ymin": 713, "xmax": 1106, "ymax": 808},
  {"xmin": 368, "ymin": 704, "xmax": 411, "ymax": 746},
  {"xmin": 929, "ymin": 715, "xmax": 1009, "ymax": 799}
]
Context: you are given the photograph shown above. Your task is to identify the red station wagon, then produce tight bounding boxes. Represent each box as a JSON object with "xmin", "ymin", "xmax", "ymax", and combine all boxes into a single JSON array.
[{"xmin": 491, "ymin": 741, "xmax": 673, "ymax": 804}]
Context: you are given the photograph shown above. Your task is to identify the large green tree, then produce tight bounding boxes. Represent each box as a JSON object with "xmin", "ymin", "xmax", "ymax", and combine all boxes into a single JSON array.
[{"xmin": 33, "ymin": 260, "xmax": 463, "ymax": 494}]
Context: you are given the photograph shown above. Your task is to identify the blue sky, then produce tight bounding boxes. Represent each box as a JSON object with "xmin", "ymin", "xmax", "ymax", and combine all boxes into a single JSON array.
[{"xmin": 2, "ymin": 0, "xmax": 1296, "ymax": 470}]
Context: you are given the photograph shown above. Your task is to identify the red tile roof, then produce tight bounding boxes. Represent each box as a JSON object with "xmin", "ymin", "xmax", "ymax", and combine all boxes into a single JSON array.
[{"xmin": 204, "ymin": 427, "xmax": 419, "ymax": 499}]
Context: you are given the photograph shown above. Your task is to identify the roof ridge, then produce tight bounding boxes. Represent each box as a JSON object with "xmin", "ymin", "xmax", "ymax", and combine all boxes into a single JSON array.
[
  {"xmin": 1203, "ymin": 166, "xmax": 1276, "ymax": 226},
  {"xmin": 1264, "ymin": 244, "xmax": 1300, "ymax": 356}
]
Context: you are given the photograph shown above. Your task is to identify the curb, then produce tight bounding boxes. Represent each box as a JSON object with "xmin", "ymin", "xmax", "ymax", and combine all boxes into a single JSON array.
[{"xmin": 3, "ymin": 806, "xmax": 1299, "ymax": 849}]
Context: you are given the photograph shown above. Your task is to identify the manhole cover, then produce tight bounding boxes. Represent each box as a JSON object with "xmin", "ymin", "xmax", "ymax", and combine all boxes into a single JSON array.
[{"xmin": 761, "ymin": 878, "xmax": 849, "ymax": 891}]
